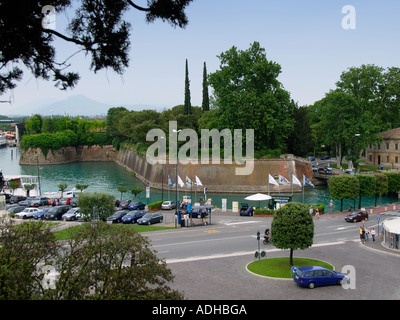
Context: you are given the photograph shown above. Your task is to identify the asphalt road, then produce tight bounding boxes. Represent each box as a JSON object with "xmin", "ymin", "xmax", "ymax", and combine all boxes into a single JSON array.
[{"xmin": 146, "ymin": 210, "xmax": 400, "ymax": 300}]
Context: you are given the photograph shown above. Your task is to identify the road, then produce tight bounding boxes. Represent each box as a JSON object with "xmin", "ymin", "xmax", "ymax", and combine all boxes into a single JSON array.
[{"xmin": 145, "ymin": 210, "xmax": 400, "ymax": 300}]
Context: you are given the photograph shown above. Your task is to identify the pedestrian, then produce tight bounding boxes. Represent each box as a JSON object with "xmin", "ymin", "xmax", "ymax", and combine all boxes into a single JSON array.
[
  {"xmin": 365, "ymin": 227, "xmax": 370, "ymax": 242},
  {"xmin": 371, "ymin": 228, "xmax": 376, "ymax": 242},
  {"xmin": 359, "ymin": 226, "xmax": 365, "ymax": 244},
  {"xmin": 315, "ymin": 207, "xmax": 320, "ymax": 219},
  {"xmin": 309, "ymin": 206, "xmax": 313, "ymax": 216}
]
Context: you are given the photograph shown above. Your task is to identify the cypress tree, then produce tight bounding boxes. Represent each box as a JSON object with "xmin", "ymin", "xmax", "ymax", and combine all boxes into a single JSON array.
[
  {"xmin": 184, "ymin": 59, "xmax": 192, "ymax": 115},
  {"xmin": 202, "ymin": 62, "xmax": 210, "ymax": 112}
]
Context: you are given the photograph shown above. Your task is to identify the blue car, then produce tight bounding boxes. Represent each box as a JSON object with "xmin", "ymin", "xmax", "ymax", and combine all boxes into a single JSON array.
[
  {"xmin": 121, "ymin": 210, "xmax": 146, "ymax": 224},
  {"xmin": 33, "ymin": 208, "xmax": 49, "ymax": 220},
  {"xmin": 293, "ymin": 266, "xmax": 347, "ymax": 289}
]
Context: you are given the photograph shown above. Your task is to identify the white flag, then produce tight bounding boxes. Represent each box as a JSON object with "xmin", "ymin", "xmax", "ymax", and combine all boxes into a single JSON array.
[
  {"xmin": 177, "ymin": 175, "xmax": 185, "ymax": 188},
  {"xmin": 292, "ymin": 175, "xmax": 302, "ymax": 187},
  {"xmin": 185, "ymin": 176, "xmax": 192, "ymax": 186},
  {"xmin": 279, "ymin": 174, "xmax": 291, "ymax": 185},
  {"xmin": 195, "ymin": 176, "xmax": 203, "ymax": 186},
  {"xmin": 269, "ymin": 174, "xmax": 279, "ymax": 186}
]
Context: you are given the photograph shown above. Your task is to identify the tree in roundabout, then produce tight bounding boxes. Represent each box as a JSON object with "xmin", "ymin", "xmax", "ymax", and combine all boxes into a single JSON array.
[{"xmin": 271, "ymin": 202, "xmax": 314, "ymax": 266}]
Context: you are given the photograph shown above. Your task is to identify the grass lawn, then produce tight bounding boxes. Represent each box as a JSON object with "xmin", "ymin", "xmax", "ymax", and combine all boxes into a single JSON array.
[
  {"xmin": 54, "ymin": 223, "xmax": 175, "ymax": 241},
  {"xmin": 247, "ymin": 257, "xmax": 334, "ymax": 279}
]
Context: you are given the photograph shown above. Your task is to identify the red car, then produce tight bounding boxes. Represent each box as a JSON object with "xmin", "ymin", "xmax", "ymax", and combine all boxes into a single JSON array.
[{"xmin": 345, "ymin": 210, "xmax": 369, "ymax": 223}]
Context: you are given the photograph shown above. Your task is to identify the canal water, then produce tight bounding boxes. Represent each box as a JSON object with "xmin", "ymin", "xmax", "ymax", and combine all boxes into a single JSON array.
[{"xmin": 1, "ymin": 146, "xmax": 396, "ymax": 210}]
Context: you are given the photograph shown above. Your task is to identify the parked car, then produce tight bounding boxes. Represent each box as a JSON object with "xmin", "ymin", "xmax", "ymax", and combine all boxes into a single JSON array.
[
  {"xmin": 106, "ymin": 211, "xmax": 129, "ymax": 224},
  {"xmin": 318, "ymin": 167, "xmax": 333, "ymax": 175},
  {"xmin": 161, "ymin": 201, "xmax": 176, "ymax": 210},
  {"xmin": 33, "ymin": 208, "xmax": 49, "ymax": 219},
  {"xmin": 137, "ymin": 212, "xmax": 164, "ymax": 225},
  {"xmin": 10, "ymin": 195, "xmax": 27, "ymax": 204},
  {"xmin": 239, "ymin": 203, "xmax": 254, "ymax": 216},
  {"xmin": 345, "ymin": 210, "xmax": 369, "ymax": 223},
  {"xmin": 62, "ymin": 207, "xmax": 81, "ymax": 221},
  {"xmin": 127, "ymin": 201, "xmax": 146, "ymax": 211},
  {"xmin": 29, "ymin": 196, "xmax": 50, "ymax": 207},
  {"xmin": 15, "ymin": 207, "xmax": 41, "ymax": 219},
  {"xmin": 293, "ymin": 266, "xmax": 347, "ymax": 289},
  {"xmin": 1, "ymin": 193, "xmax": 12, "ymax": 203},
  {"xmin": 121, "ymin": 210, "xmax": 146, "ymax": 224},
  {"xmin": 186, "ymin": 208, "xmax": 209, "ymax": 219},
  {"xmin": 59, "ymin": 197, "xmax": 77, "ymax": 206},
  {"xmin": 6, "ymin": 205, "xmax": 27, "ymax": 214},
  {"xmin": 344, "ymin": 169, "xmax": 355, "ymax": 175},
  {"xmin": 44, "ymin": 205, "xmax": 71, "ymax": 220},
  {"xmin": 17, "ymin": 198, "xmax": 33, "ymax": 206}
]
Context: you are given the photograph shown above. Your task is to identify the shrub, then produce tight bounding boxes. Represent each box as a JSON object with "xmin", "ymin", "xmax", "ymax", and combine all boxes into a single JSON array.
[
  {"xmin": 148, "ymin": 200, "xmax": 164, "ymax": 211},
  {"xmin": 254, "ymin": 209, "xmax": 275, "ymax": 216}
]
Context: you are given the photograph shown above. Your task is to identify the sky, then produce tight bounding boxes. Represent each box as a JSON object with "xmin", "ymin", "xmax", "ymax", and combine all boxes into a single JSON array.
[{"xmin": 4, "ymin": 0, "xmax": 400, "ymax": 115}]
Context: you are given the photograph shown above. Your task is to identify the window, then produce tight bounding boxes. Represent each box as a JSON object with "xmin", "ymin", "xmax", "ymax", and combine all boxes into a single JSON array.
[
  {"xmin": 387, "ymin": 156, "xmax": 390, "ymax": 163},
  {"xmin": 387, "ymin": 143, "xmax": 390, "ymax": 150},
  {"xmin": 396, "ymin": 157, "xmax": 399, "ymax": 164}
]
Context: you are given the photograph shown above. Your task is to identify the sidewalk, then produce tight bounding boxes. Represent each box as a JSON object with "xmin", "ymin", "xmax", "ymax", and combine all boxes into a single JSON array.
[{"xmin": 362, "ymin": 237, "xmax": 400, "ymax": 256}]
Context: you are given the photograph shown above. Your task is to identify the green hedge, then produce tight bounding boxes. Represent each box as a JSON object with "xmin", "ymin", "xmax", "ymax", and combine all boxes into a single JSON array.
[
  {"xmin": 254, "ymin": 209, "xmax": 276, "ymax": 216},
  {"xmin": 148, "ymin": 200, "xmax": 164, "ymax": 210}
]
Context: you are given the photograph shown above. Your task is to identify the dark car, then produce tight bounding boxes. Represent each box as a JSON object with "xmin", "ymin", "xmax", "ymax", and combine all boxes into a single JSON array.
[
  {"xmin": 137, "ymin": 212, "xmax": 163, "ymax": 225},
  {"xmin": 239, "ymin": 203, "xmax": 254, "ymax": 216},
  {"xmin": 186, "ymin": 208, "xmax": 209, "ymax": 219},
  {"xmin": 10, "ymin": 195, "xmax": 27, "ymax": 204},
  {"xmin": 29, "ymin": 196, "xmax": 50, "ymax": 207},
  {"xmin": 6, "ymin": 205, "xmax": 27, "ymax": 214},
  {"xmin": 294, "ymin": 266, "xmax": 347, "ymax": 289},
  {"xmin": 127, "ymin": 201, "xmax": 146, "ymax": 211},
  {"xmin": 345, "ymin": 210, "xmax": 369, "ymax": 223},
  {"xmin": 318, "ymin": 167, "xmax": 333, "ymax": 175},
  {"xmin": 1, "ymin": 193, "xmax": 12, "ymax": 203},
  {"xmin": 44, "ymin": 205, "xmax": 71, "ymax": 220},
  {"xmin": 121, "ymin": 210, "xmax": 146, "ymax": 224},
  {"xmin": 106, "ymin": 211, "xmax": 129, "ymax": 224}
]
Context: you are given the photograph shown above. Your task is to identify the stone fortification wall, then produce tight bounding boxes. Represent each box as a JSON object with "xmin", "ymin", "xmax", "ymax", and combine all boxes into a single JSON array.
[
  {"xmin": 20, "ymin": 146, "xmax": 312, "ymax": 193},
  {"xmin": 19, "ymin": 145, "xmax": 117, "ymax": 165},
  {"xmin": 116, "ymin": 148, "xmax": 312, "ymax": 194}
]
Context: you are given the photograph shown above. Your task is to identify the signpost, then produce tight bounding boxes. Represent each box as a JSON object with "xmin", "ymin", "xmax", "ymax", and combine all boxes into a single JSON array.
[{"xmin": 377, "ymin": 213, "xmax": 381, "ymax": 235}]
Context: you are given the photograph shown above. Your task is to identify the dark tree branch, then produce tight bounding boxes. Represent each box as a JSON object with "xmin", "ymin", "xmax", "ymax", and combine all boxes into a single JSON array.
[{"xmin": 127, "ymin": 0, "xmax": 151, "ymax": 12}]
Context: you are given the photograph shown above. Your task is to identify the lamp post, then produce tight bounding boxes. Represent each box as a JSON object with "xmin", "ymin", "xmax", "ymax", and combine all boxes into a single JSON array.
[
  {"xmin": 173, "ymin": 129, "xmax": 181, "ymax": 228},
  {"xmin": 354, "ymin": 134, "xmax": 361, "ymax": 173}
]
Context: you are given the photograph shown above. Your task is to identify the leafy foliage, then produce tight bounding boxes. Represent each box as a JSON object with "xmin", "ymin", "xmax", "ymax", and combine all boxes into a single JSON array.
[
  {"xmin": 328, "ymin": 175, "xmax": 360, "ymax": 211},
  {"xmin": 271, "ymin": 202, "xmax": 314, "ymax": 265}
]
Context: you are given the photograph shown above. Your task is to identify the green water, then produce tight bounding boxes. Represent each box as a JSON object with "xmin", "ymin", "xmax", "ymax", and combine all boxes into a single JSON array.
[{"xmin": 1, "ymin": 146, "xmax": 396, "ymax": 209}]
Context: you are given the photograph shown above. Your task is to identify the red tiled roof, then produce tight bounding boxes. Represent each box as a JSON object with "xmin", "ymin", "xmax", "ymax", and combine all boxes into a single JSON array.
[{"xmin": 380, "ymin": 128, "xmax": 400, "ymax": 139}]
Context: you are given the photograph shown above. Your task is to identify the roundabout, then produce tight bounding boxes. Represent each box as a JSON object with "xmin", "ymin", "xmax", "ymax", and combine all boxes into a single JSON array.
[{"xmin": 246, "ymin": 257, "xmax": 334, "ymax": 279}]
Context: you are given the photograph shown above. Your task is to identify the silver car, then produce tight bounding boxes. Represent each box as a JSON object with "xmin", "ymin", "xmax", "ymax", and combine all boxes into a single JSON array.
[{"xmin": 62, "ymin": 207, "xmax": 81, "ymax": 221}]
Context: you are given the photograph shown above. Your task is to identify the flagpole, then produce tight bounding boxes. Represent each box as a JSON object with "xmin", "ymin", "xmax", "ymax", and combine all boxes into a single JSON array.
[{"xmin": 302, "ymin": 175, "xmax": 305, "ymax": 204}]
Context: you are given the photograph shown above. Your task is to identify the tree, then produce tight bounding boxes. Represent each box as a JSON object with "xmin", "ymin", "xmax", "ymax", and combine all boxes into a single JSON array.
[
  {"xmin": 77, "ymin": 192, "xmax": 115, "ymax": 221},
  {"xmin": 271, "ymin": 202, "xmax": 314, "ymax": 266},
  {"xmin": 57, "ymin": 183, "xmax": 68, "ymax": 198},
  {"xmin": 383, "ymin": 172, "xmax": 400, "ymax": 204},
  {"xmin": 184, "ymin": 59, "xmax": 192, "ymax": 115},
  {"xmin": 25, "ymin": 115, "xmax": 43, "ymax": 135},
  {"xmin": 0, "ymin": 219, "xmax": 184, "ymax": 300},
  {"xmin": 202, "ymin": 62, "xmax": 210, "ymax": 112},
  {"xmin": 208, "ymin": 41, "xmax": 294, "ymax": 152},
  {"xmin": 0, "ymin": 0, "xmax": 194, "ymax": 96},
  {"xmin": 117, "ymin": 185, "xmax": 128, "ymax": 202},
  {"xmin": 0, "ymin": 219, "xmax": 59, "ymax": 300},
  {"xmin": 287, "ymin": 102, "xmax": 314, "ymax": 157},
  {"xmin": 374, "ymin": 174, "xmax": 389, "ymax": 207},
  {"xmin": 75, "ymin": 184, "xmax": 89, "ymax": 193},
  {"xmin": 44, "ymin": 221, "xmax": 184, "ymax": 300},
  {"xmin": 130, "ymin": 186, "xmax": 144, "ymax": 201},
  {"xmin": 356, "ymin": 174, "xmax": 376, "ymax": 209},
  {"xmin": 24, "ymin": 184, "xmax": 36, "ymax": 197},
  {"xmin": 8, "ymin": 181, "xmax": 20, "ymax": 195},
  {"xmin": 328, "ymin": 175, "xmax": 360, "ymax": 212}
]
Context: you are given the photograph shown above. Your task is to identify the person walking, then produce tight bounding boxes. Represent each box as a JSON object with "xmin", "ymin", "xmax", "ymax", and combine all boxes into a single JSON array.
[
  {"xmin": 315, "ymin": 207, "xmax": 320, "ymax": 220},
  {"xmin": 371, "ymin": 228, "xmax": 376, "ymax": 243},
  {"xmin": 365, "ymin": 227, "xmax": 370, "ymax": 242},
  {"xmin": 359, "ymin": 226, "xmax": 365, "ymax": 244}
]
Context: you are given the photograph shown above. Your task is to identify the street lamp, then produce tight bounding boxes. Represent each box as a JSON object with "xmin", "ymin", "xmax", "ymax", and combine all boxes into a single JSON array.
[
  {"xmin": 173, "ymin": 129, "xmax": 182, "ymax": 228},
  {"xmin": 354, "ymin": 134, "xmax": 361, "ymax": 173}
]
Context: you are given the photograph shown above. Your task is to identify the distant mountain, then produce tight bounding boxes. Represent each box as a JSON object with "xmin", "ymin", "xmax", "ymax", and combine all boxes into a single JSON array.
[
  {"xmin": 3, "ymin": 94, "xmax": 164, "ymax": 117},
  {"xmin": 37, "ymin": 94, "xmax": 110, "ymax": 116}
]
